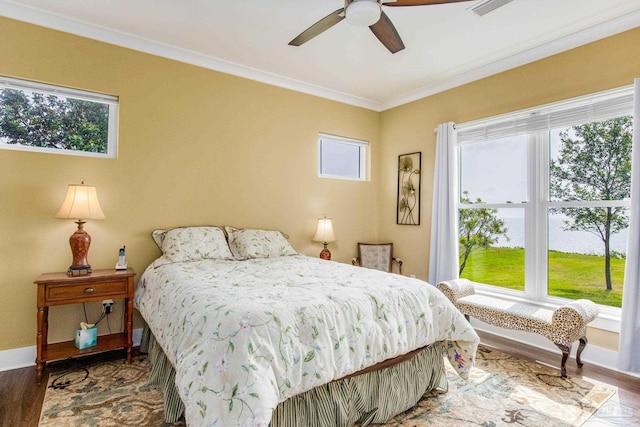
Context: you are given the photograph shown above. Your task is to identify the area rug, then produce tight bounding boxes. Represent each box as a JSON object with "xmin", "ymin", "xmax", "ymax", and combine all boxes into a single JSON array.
[
  {"xmin": 38, "ymin": 356, "xmax": 165, "ymax": 426},
  {"xmin": 39, "ymin": 345, "xmax": 614, "ymax": 426},
  {"xmin": 383, "ymin": 345, "xmax": 614, "ymax": 426}
]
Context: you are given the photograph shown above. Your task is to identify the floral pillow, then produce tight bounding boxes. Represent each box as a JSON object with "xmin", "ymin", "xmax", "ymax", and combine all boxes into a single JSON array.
[
  {"xmin": 155, "ymin": 226, "xmax": 234, "ymax": 264},
  {"xmin": 225, "ymin": 227, "xmax": 297, "ymax": 260},
  {"xmin": 151, "ymin": 229, "xmax": 167, "ymax": 249}
]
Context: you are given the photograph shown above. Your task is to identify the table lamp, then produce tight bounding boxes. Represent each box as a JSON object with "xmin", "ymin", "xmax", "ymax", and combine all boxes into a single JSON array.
[
  {"xmin": 55, "ymin": 181, "xmax": 105, "ymax": 275},
  {"xmin": 312, "ymin": 215, "xmax": 337, "ymax": 260}
]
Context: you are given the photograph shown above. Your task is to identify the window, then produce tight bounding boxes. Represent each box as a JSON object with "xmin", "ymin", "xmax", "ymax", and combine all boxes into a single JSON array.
[
  {"xmin": 318, "ymin": 134, "xmax": 367, "ymax": 181},
  {"xmin": 456, "ymin": 86, "xmax": 633, "ymax": 311},
  {"xmin": 0, "ymin": 76, "xmax": 118, "ymax": 158}
]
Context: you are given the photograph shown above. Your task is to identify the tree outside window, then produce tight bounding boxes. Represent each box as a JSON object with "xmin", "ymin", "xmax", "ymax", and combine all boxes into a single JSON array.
[
  {"xmin": 0, "ymin": 77, "xmax": 117, "ymax": 158},
  {"xmin": 458, "ymin": 107, "xmax": 632, "ymax": 308}
]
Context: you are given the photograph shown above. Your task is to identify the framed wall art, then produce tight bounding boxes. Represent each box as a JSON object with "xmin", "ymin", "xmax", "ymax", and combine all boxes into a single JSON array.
[{"xmin": 396, "ymin": 152, "xmax": 421, "ymax": 225}]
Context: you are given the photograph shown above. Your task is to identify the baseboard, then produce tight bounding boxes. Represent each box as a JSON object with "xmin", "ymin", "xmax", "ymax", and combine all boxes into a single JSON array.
[
  {"xmin": 473, "ymin": 321, "xmax": 640, "ymax": 379},
  {"xmin": 0, "ymin": 345, "xmax": 37, "ymax": 371},
  {"xmin": 0, "ymin": 328, "xmax": 144, "ymax": 373}
]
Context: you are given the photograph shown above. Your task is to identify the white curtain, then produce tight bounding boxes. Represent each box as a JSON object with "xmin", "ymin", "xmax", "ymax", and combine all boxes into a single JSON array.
[
  {"xmin": 428, "ymin": 122, "xmax": 459, "ymax": 286},
  {"xmin": 619, "ymin": 78, "xmax": 640, "ymax": 372}
]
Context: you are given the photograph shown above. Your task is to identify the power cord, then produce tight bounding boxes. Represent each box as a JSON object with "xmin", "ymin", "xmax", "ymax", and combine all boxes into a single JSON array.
[
  {"xmin": 106, "ymin": 309, "xmax": 112, "ymax": 334},
  {"xmin": 93, "ymin": 311, "xmax": 107, "ymax": 327},
  {"xmin": 81, "ymin": 302, "xmax": 112, "ymax": 328},
  {"xmin": 49, "ymin": 367, "xmax": 89, "ymax": 390}
]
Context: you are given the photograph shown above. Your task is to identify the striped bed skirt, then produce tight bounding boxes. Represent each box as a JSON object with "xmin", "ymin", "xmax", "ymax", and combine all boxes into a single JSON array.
[{"xmin": 141, "ymin": 328, "xmax": 447, "ymax": 426}]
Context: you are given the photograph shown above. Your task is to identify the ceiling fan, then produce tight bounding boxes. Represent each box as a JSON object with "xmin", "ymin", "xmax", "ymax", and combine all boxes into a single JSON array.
[{"xmin": 288, "ymin": 0, "xmax": 474, "ymax": 54}]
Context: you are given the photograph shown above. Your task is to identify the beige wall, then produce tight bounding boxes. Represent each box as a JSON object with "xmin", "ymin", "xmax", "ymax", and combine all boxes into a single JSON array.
[
  {"xmin": 379, "ymin": 27, "xmax": 640, "ymax": 351},
  {"xmin": 0, "ymin": 17, "xmax": 381, "ymax": 350},
  {"xmin": 1, "ymin": 16, "xmax": 638, "ymax": 356}
]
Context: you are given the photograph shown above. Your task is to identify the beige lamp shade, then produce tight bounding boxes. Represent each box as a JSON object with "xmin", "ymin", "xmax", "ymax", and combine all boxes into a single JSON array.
[
  {"xmin": 312, "ymin": 216, "xmax": 336, "ymax": 244},
  {"xmin": 312, "ymin": 216, "xmax": 336, "ymax": 261},
  {"xmin": 56, "ymin": 183, "xmax": 105, "ymax": 275},
  {"xmin": 55, "ymin": 184, "xmax": 106, "ymax": 220}
]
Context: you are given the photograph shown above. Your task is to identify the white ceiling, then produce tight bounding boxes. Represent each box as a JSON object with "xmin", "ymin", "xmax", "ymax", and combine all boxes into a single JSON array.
[{"xmin": 2, "ymin": 0, "xmax": 640, "ymax": 111}]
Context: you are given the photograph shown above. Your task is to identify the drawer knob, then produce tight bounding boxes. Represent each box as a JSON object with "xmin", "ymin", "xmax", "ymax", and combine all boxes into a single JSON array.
[{"xmin": 84, "ymin": 287, "xmax": 94, "ymax": 293}]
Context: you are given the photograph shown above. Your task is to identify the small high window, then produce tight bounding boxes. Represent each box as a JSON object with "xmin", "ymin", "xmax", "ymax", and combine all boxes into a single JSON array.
[
  {"xmin": 318, "ymin": 134, "xmax": 367, "ymax": 181},
  {"xmin": 0, "ymin": 76, "xmax": 118, "ymax": 158}
]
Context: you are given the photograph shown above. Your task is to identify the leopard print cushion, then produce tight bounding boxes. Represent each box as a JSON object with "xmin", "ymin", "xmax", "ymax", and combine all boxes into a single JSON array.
[
  {"xmin": 437, "ymin": 278, "xmax": 475, "ymax": 302},
  {"xmin": 437, "ymin": 279, "xmax": 599, "ymax": 346}
]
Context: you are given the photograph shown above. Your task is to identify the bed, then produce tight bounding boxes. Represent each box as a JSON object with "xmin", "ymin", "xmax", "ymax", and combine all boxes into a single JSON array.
[{"xmin": 134, "ymin": 226, "xmax": 479, "ymax": 426}]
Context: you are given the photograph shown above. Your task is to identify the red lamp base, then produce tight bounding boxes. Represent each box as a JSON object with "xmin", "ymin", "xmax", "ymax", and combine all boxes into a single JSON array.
[
  {"xmin": 67, "ymin": 220, "xmax": 92, "ymax": 276},
  {"xmin": 319, "ymin": 244, "xmax": 331, "ymax": 260}
]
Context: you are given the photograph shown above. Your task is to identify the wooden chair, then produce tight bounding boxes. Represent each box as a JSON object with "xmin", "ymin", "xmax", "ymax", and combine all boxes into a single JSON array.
[{"xmin": 351, "ymin": 243, "xmax": 403, "ymax": 275}]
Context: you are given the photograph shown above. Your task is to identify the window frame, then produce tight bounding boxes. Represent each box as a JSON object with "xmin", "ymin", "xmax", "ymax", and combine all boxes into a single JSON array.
[
  {"xmin": 318, "ymin": 133, "xmax": 368, "ymax": 181},
  {"xmin": 0, "ymin": 76, "xmax": 118, "ymax": 159},
  {"xmin": 456, "ymin": 86, "xmax": 634, "ymax": 332}
]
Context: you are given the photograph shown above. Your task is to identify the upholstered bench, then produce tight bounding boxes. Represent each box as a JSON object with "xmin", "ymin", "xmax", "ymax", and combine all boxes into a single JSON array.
[{"xmin": 437, "ymin": 279, "xmax": 599, "ymax": 378}]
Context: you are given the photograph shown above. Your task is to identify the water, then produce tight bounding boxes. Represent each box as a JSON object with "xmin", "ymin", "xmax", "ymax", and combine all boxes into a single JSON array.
[{"xmin": 494, "ymin": 216, "xmax": 628, "ymax": 256}]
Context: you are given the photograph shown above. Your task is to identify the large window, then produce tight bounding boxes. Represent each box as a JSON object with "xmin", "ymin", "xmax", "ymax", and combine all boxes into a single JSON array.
[
  {"xmin": 0, "ymin": 76, "xmax": 118, "ymax": 158},
  {"xmin": 318, "ymin": 134, "xmax": 368, "ymax": 181},
  {"xmin": 457, "ymin": 87, "xmax": 633, "ymax": 309}
]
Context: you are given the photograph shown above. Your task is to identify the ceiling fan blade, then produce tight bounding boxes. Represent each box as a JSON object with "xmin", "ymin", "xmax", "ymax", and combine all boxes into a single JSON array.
[
  {"xmin": 369, "ymin": 11, "xmax": 405, "ymax": 53},
  {"xmin": 289, "ymin": 9, "xmax": 345, "ymax": 46},
  {"xmin": 384, "ymin": 0, "xmax": 473, "ymax": 6}
]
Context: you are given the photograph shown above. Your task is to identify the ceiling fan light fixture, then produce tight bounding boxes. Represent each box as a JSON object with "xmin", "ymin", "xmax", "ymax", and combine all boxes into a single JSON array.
[{"xmin": 346, "ymin": 0, "xmax": 381, "ymax": 27}]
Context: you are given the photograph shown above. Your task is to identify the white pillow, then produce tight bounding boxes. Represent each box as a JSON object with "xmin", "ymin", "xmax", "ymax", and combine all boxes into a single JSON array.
[
  {"xmin": 151, "ymin": 229, "xmax": 167, "ymax": 249},
  {"xmin": 225, "ymin": 227, "xmax": 297, "ymax": 260},
  {"xmin": 157, "ymin": 226, "xmax": 234, "ymax": 263}
]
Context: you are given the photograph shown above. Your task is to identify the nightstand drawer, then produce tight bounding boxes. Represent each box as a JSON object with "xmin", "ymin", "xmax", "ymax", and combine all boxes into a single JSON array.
[{"xmin": 45, "ymin": 280, "xmax": 127, "ymax": 302}]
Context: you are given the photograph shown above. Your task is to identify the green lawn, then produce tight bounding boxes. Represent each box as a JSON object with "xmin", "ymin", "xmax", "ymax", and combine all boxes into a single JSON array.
[{"xmin": 460, "ymin": 247, "xmax": 624, "ymax": 307}]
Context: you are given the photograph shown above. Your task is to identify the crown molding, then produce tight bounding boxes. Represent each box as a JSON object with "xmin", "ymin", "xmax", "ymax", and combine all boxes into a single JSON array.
[
  {"xmin": 380, "ymin": 9, "xmax": 640, "ymax": 111},
  {"xmin": 1, "ymin": 0, "xmax": 638, "ymax": 112},
  {"xmin": 0, "ymin": 0, "xmax": 383, "ymax": 111}
]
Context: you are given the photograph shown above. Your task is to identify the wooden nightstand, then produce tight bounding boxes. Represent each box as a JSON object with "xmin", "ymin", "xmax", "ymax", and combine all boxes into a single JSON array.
[{"xmin": 34, "ymin": 268, "xmax": 136, "ymax": 383}]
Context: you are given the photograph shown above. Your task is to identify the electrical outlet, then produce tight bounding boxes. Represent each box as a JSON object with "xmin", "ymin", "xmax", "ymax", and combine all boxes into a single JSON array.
[{"xmin": 102, "ymin": 299, "xmax": 114, "ymax": 314}]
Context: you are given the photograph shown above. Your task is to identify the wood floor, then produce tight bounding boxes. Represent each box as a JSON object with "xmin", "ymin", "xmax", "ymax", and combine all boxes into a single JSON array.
[{"xmin": 1, "ymin": 333, "xmax": 639, "ymax": 426}]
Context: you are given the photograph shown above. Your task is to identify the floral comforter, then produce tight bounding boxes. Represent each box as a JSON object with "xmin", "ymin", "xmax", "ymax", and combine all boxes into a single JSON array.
[{"xmin": 134, "ymin": 255, "xmax": 479, "ymax": 427}]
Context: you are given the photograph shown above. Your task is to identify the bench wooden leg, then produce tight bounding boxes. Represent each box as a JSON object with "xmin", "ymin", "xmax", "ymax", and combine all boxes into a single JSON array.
[
  {"xmin": 555, "ymin": 343, "xmax": 571, "ymax": 378},
  {"xmin": 576, "ymin": 337, "xmax": 588, "ymax": 368}
]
